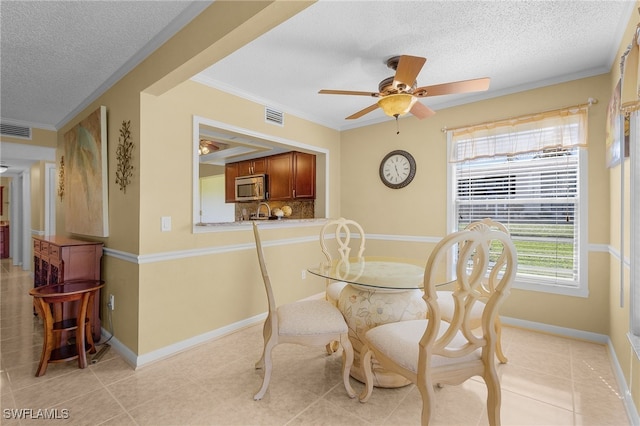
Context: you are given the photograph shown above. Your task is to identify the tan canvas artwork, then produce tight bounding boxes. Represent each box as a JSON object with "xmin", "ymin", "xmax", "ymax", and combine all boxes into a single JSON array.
[{"xmin": 63, "ymin": 106, "xmax": 109, "ymax": 237}]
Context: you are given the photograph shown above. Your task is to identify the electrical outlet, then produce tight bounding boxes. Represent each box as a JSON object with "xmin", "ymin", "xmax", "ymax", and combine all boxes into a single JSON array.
[
  {"xmin": 301, "ymin": 269, "xmax": 307, "ymax": 280},
  {"xmin": 109, "ymin": 294, "xmax": 115, "ymax": 311}
]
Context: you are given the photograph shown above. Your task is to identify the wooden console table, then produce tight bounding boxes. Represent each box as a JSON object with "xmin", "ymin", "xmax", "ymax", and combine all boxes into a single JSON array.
[{"xmin": 32, "ymin": 236, "xmax": 103, "ymax": 340}]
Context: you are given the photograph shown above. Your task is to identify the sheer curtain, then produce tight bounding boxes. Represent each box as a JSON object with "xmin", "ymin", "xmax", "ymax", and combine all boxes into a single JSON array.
[{"xmin": 450, "ymin": 106, "xmax": 588, "ymax": 163}]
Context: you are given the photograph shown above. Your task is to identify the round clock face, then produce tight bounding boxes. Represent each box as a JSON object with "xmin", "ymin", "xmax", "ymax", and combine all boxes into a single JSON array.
[{"xmin": 379, "ymin": 150, "xmax": 416, "ymax": 189}]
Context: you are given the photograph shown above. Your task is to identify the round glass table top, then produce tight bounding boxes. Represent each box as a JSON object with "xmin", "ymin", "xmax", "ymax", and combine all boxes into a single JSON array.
[{"xmin": 307, "ymin": 256, "xmax": 426, "ymax": 290}]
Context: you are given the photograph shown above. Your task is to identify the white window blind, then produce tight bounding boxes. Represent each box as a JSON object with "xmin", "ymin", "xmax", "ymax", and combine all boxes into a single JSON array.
[{"xmin": 449, "ymin": 107, "xmax": 588, "ymax": 295}]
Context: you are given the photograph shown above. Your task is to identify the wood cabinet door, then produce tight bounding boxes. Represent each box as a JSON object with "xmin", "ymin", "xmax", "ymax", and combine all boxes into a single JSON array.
[
  {"xmin": 236, "ymin": 160, "xmax": 252, "ymax": 176},
  {"xmin": 224, "ymin": 163, "xmax": 238, "ymax": 203},
  {"xmin": 293, "ymin": 152, "xmax": 316, "ymax": 199},
  {"xmin": 266, "ymin": 153, "xmax": 293, "ymax": 200},
  {"xmin": 251, "ymin": 158, "xmax": 267, "ymax": 174},
  {"xmin": 237, "ymin": 159, "xmax": 267, "ymax": 175}
]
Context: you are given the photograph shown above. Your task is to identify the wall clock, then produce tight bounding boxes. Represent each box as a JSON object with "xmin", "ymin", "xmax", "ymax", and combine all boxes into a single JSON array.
[{"xmin": 379, "ymin": 150, "xmax": 416, "ymax": 189}]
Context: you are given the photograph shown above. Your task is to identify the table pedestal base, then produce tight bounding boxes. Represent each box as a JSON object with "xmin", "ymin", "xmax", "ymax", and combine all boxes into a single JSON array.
[{"xmin": 338, "ymin": 284, "xmax": 427, "ymax": 388}]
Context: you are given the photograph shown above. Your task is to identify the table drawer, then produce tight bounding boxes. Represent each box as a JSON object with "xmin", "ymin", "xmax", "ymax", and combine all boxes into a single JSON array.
[
  {"xmin": 49, "ymin": 245, "xmax": 60, "ymax": 259},
  {"xmin": 33, "ymin": 239, "xmax": 41, "ymax": 254},
  {"xmin": 40, "ymin": 242, "xmax": 49, "ymax": 256}
]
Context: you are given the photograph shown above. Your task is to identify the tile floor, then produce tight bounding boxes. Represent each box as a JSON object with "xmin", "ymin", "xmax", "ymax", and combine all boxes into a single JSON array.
[{"xmin": 0, "ymin": 259, "xmax": 631, "ymax": 425}]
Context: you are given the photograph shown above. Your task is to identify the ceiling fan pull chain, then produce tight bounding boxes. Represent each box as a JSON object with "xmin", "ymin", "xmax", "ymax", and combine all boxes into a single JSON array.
[{"xmin": 395, "ymin": 114, "xmax": 400, "ymax": 134}]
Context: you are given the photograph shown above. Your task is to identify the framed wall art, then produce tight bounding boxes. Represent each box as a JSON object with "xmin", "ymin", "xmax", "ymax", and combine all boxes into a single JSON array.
[{"xmin": 63, "ymin": 106, "xmax": 109, "ymax": 237}]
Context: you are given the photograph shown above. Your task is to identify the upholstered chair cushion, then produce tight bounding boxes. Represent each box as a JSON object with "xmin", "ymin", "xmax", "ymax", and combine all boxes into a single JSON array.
[
  {"xmin": 278, "ymin": 299, "xmax": 349, "ymax": 336},
  {"xmin": 364, "ymin": 319, "xmax": 481, "ymax": 374},
  {"xmin": 438, "ymin": 290, "xmax": 484, "ymax": 328}
]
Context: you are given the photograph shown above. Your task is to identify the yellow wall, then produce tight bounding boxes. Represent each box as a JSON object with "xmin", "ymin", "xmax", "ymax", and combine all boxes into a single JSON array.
[{"xmin": 608, "ymin": 2, "xmax": 639, "ymax": 415}]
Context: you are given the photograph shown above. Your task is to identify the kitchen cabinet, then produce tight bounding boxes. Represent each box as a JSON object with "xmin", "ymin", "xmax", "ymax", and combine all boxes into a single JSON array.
[
  {"xmin": 267, "ymin": 152, "xmax": 316, "ymax": 200},
  {"xmin": 225, "ymin": 151, "xmax": 316, "ymax": 202},
  {"xmin": 267, "ymin": 153, "xmax": 294, "ymax": 200},
  {"xmin": 224, "ymin": 163, "xmax": 238, "ymax": 203},
  {"xmin": 237, "ymin": 158, "xmax": 266, "ymax": 176},
  {"xmin": 293, "ymin": 152, "xmax": 316, "ymax": 199},
  {"xmin": 32, "ymin": 236, "xmax": 103, "ymax": 340}
]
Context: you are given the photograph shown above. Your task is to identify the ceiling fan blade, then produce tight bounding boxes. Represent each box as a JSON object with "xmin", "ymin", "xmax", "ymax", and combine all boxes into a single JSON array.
[
  {"xmin": 393, "ymin": 55, "xmax": 426, "ymax": 89},
  {"xmin": 346, "ymin": 104, "xmax": 379, "ymax": 120},
  {"xmin": 410, "ymin": 101, "xmax": 436, "ymax": 119},
  {"xmin": 413, "ymin": 77, "xmax": 490, "ymax": 97},
  {"xmin": 319, "ymin": 89, "xmax": 379, "ymax": 97}
]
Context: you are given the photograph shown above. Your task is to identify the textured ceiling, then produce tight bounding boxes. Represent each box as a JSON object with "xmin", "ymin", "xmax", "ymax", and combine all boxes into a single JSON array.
[
  {"xmin": 0, "ymin": 0, "xmax": 210, "ymax": 130},
  {"xmin": 196, "ymin": 0, "xmax": 635, "ymax": 130},
  {"xmin": 0, "ymin": 1, "xmax": 636, "ymax": 174}
]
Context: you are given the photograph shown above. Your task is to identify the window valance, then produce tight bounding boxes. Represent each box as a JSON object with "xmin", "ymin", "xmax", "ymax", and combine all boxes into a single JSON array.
[{"xmin": 449, "ymin": 106, "xmax": 588, "ymax": 163}]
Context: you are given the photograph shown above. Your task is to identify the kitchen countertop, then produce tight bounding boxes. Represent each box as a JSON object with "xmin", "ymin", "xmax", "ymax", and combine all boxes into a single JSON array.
[{"xmin": 194, "ymin": 218, "xmax": 326, "ymax": 232}]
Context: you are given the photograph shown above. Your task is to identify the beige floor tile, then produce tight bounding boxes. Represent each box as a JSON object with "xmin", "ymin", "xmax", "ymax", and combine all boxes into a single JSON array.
[
  {"xmin": 498, "ymin": 363, "xmax": 574, "ymax": 410},
  {"xmin": 505, "ymin": 342, "xmax": 573, "ymax": 379},
  {"xmin": 0, "ymin": 259, "xmax": 632, "ymax": 426},
  {"xmin": 89, "ymin": 353, "xmax": 136, "ymax": 386},
  {"xmin": 573, "ymin": 377, "xmax": 629, "ymax": 425},
  {"xmin": 17, "ymin": 387, "xmax": 126, "ymax": 426},
  {"xmin": 478, "ymin": 388, "xmax": 575, "ymax": 426},
  {"xmin": 11, "ymin": 368, "xmax": 103, "ymax": 410},
  {"xmin": 287, "ymin": 398, "xmax": 370, "ymax": 425},
  {"xmin": 127, "ymin": 383, "xmax": 221, "ymax": 425}
]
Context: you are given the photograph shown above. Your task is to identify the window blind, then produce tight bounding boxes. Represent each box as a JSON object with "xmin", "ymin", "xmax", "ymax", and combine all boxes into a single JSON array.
[{"xmin": 449, "ymin": 108, "xmax": 587, "ymax": 292}]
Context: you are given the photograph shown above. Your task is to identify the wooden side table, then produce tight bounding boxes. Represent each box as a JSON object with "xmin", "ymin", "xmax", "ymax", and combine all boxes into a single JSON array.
[{"xmin": 30, "ymin": 280, "xmax": 104, "ymax": 377}]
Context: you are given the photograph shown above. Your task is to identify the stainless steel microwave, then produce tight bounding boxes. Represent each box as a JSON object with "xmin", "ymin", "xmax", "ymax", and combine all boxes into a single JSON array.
[{"xmin": 235, "ymin": 174, "xmax": 268, "ymax": 202}]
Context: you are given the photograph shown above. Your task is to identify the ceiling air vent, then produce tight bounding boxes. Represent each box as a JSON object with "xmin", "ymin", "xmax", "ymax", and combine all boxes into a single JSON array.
[
  {"xmin": 1, "ymin": 123, "xmax": 32, "ymax": 139},
  {"xmin": 265, "ymin": 107, "xmax": 284, "ymax": 127}
]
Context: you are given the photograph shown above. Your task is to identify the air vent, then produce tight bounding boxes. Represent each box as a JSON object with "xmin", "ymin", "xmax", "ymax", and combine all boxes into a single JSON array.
[
  {"xmin": 265, "ymin": 107, "xmax": 284, "ymax": 126},
  {"xmin": 1, "ymin": 123, "xmax": 31, "ymax": 139}
]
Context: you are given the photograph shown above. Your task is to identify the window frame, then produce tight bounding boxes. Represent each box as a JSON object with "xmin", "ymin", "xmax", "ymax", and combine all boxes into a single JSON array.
[{"xmin": 446, "ymin": 129, "xmax": 589, "ymax": 298}]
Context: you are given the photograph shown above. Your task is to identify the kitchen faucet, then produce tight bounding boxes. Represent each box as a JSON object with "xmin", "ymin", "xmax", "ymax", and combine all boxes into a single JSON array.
[{"xmin": 256, "ymin": 202, "xmax": 271, "ymax": 219}]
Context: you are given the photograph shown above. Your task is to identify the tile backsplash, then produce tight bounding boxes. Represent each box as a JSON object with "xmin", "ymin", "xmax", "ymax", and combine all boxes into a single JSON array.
[{"xmin": 235, "ymin": 200, "xmax": 315, "ymax": 221}]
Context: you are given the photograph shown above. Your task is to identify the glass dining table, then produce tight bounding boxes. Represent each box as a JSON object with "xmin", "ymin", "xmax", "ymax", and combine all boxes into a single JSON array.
[{"xmin": 308, "ymin": 256, "xmax": 429, "ymax": 388}]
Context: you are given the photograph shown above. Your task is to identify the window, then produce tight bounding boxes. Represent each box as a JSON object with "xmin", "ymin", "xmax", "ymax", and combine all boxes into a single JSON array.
[{"xmin": 448, "ymin": 106, "xmax": 588, "ymax": 296}]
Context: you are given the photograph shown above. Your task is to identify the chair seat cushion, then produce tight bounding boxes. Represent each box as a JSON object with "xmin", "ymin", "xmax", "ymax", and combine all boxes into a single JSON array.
[
  {"xmin": 326, "ymin": 281, "xmax": 348, "ymax": 303},
  {"xmin": 365, "ymin": 319, "xmax": 481, "ymax": 374},
  {"xmin": 278, "ymin": 299, "xmax": 348, "ymax": 336}
]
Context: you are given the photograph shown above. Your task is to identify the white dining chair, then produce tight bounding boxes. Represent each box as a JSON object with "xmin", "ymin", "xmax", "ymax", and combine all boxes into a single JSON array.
[
  {"xmin": 319, "ymin": 217, "xmax": 366, "ymax": 306},
  {"xmin": 358, "ymin": 223, "xmax": 517, "ymax": 426},
  {"xmin": 252, "ymin": 222, "xmax": 356, "ymax": 401},
  {"xmin": 438, "ymin": 218, "xmax": 511, "ymax": 363}
]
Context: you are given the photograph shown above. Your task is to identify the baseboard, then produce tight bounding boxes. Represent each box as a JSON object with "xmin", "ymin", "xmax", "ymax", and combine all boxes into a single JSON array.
[{"xmin": 100, "ymin": 312, "xmax": 268, "ymax": 369}]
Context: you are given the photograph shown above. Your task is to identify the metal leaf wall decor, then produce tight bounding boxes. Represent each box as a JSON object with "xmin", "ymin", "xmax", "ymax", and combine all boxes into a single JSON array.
[
  {"xmin": 57, "ymin": 155, "xmax": 65, "ymax": 201},
  {"xmin": 115, "ymin": 120, "xmax": 134, "ymax": 193}
]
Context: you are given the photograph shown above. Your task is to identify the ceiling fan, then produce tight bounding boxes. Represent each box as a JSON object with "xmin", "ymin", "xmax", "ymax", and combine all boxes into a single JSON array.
[{"xmin": 319, "ymin": 55, "xmax": 490, "ymax": 120}]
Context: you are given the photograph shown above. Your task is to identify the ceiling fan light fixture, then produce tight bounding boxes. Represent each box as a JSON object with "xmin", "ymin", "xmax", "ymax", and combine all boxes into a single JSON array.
[
  {"xmin": 0, "ymin": 165, "xmax": 8, "ymax": 174},
  {"xmin": 377, "ymin": 93, "xmax": 417, "ymax": 118}
]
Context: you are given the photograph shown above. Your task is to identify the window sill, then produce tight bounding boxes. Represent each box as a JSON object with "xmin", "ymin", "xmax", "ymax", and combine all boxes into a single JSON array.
[{"xmin": 513, "ymin": 279, "xmax": 588, "ymax": 298}]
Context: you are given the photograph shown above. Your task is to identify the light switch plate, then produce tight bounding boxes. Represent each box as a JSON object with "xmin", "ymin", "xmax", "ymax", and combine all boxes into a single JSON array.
[{"xmin": 161, "ymin": 216, "xmax": 172, "ymax": 232}]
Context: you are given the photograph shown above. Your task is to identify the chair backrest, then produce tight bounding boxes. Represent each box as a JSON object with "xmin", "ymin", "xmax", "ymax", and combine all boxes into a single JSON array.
[
  {"xmin": 421, "ymin": 223, "xmax": 517, "ymax": 361},
  {"xmin": 464, "ymin": 218, "xmax": 511, "ymax": 301},
  {"xmin": 253, "ymin": 222, "xmax": 277, "ymax": 317},
  {"xmin": 319, "ymin": 218, "xmax": 366, "ymax": 265}
]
